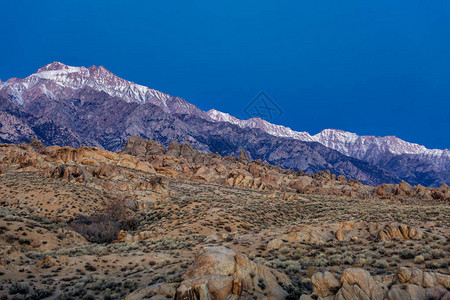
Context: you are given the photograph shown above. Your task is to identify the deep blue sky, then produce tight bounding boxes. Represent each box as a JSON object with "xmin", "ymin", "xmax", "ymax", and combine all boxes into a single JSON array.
[{"xmin": 1, "ymin": 1, "xmax": 449, "ymax": 149}]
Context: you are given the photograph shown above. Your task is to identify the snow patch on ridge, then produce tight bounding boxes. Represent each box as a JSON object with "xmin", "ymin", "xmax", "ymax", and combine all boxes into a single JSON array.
[{"xmin": 207, "ymin": 109, "xmax": 313, "ymax": 141}]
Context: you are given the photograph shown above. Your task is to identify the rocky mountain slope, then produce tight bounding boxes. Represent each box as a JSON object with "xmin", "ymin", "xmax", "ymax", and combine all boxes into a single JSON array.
[
  {"xmin": 1, "ymin": 62, "xmax": 448, "ymax": 186},
  {"xmin": 207, "ymin": 110, "xmax": 450, "ymax": 187}
]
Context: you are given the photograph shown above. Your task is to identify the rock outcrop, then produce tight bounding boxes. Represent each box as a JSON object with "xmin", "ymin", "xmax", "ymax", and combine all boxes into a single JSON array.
[
  {"xmin": 1, "ymin": 138, "xmax": 449, "ymax": 203},
  {"xmin": 311, "ymin": 271, "xmax": 340, "ymax": 297},
  {"xmin": 337, "ymin": 268, "xmax": 385, "ymax": 300},
  {"xmin": 395, "ymin": 180, "xmax": 416, "ymax": 197},
  {"xmin": 175, "ymin": 246, "xmax": 292, "ymax": 300},
  {"xmin": 377, "ymin": 224, "xmax": 422, "ymax": 241},
  {"xmin": 396, "ymin": 267, "xmax": 450, "ymax": 288},
  {"xmin": 304, "ymin": 267, "xmax": 450, "ymax": 300},
  {"xmin": 267, "ymin": 221, "xmax": 426, "ymax": 250}
]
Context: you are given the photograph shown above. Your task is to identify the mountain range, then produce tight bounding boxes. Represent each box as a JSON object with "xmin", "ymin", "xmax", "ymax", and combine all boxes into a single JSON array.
[{"xmin": 0, "ymin": 62, "xmax": 448, "ymax": 186}]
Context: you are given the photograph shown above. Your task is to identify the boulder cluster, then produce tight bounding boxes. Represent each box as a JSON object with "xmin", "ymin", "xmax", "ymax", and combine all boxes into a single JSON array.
[
  {"xmin": 0, "ymin": 140, "xmax": 165, "ymax": 193},
  {"xmin": 267, "ymin": 221, "xmax": 423, "ymax": 249},
  {"xmin": 176, "ymin": 246, "xmax": 292, "ymax": 299},
  {"xmin": 1, "ymin": 137, "xmax": 448, "ymax": 202},
  {"xmin": 126, "ymin": 246, "xmax": 293, "ymax": 300},
  {"xmin": 305, "ymin": 267, "xmax": 450, "ymax": 300},
  {"xmin": 120, "ymin": 136, "xmax": 450, "ymax": 202},
  {"xmin": 126, "ymin": 246, "xmax": 450, "ymax": 300}
]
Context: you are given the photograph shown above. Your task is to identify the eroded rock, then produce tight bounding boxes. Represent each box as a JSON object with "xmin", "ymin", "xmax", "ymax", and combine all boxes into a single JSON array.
[
  {"xmin": 377, "ymin": 224, "xmax": 422, "ymax": 241},
  {"xmin": 305, "ymin": 267, "xmax": 450, "ymax": 300},
  {"xmin": 175, "ymin": 246, "xmax": 292, "ymax": 300},
  {"xmin": 311, "ymin": 271, "xmax": 340, "ymax": 297}
]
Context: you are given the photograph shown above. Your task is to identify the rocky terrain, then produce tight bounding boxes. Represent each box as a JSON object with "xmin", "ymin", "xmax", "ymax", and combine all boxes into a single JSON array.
[
  {"xmin": 0, "ymin": 137, "xmax": 448, "ymax": 299},
  {"xmin": 207, "ymin": 110, "xmax": 450, "ymax": 187},
  {"xmin": 1, "ymin": 62, "xmax": 448, "ymax": 187}
]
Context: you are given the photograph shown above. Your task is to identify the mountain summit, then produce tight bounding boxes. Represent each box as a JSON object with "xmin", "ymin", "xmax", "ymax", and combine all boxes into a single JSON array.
[{"xmin": 0, "ymin": 62, "xmax": 448, "ymax": 186}]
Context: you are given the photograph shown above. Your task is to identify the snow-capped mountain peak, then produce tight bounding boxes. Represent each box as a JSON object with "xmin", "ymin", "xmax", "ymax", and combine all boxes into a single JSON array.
[
  {"xmin": 0, "ymin": 62, "xmax": 210, "ymax": 121},
  {"xmin": 36, "ymin": 61, "xmax": 76, "ymax": 73},
  {"xmin": 1, "ymin": 62, "xmax": 178, "ymax": 110}
]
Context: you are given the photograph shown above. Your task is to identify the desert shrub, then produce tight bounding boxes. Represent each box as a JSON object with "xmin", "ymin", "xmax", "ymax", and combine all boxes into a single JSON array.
[
  {"xmin": 425, "ymin": 260, "xmax": 447, "ymax": 269},
  {"xmin": 355, "ymin": 257, "xmax": 367, "ymax": 266},
  {"xmin": 85, "ymin": 263, "xmax": 97, "ymax": 272},
  {"xmin": 0, "ymin": 226, "xmax": 8, "ymax": 234},
  {"xmin": 400, "ymin": 249, "xmax": 415, "ymax": 259},
  {"xmin": 91, "ymin": 277, "xmax": 121, "ymax": 291},
  {"xmin": 272, "ymin": 259, "xmax": 284, "ymax": 268},
  {"xmin": 328, "ymin": 254, "xmax": 343, "ymax": 266},
  {"xmin": 434, "ymin": 260, "xmax": 448, "ymax": 268},
  {"xmin": 315, "ymin": 258, "xmax": 327, "ymax": 267},
  {"xmin": 83, "ymin": 294, "xmax": 96, "ymax": 300},
  {"xmin": 286, "ymin": 261, "xmax": 301, "ymax": 273},
  {"xmin": 70, "ymin": 197, "xmax": 139, "ymax": 243},
  {"xmin": 374, "ymin": 259, "xmax": 389, "ymax": 269},
  {"xmin": 292, "ymin": 249, "xmax": 307, "ymax": 259},
  {"xmin": 342, "ymin": 253, "xmax": 354, "ymax": 265},
  {"xmin": 378, "ymin": 247, "xmax": 387, "ymax": 255},
  {"xmin": 325, "ymin": 248, "xmax": 337, "ymax": 256},
  {"xmin": 430, "ymin": 249, "xmax": 444, "ymax": 259},
  {"xmin": 413, "ymin": 244, "xmax": 423, "ymax": 251},
  {"xmin": 300, "ymin": 278, "xmax": 313, "ymax": 292},
  {"xmin": 280, "ymin": 246, "xmax": 290, "ymax": 255},
  {"xmin": 277, "ymin": 254, "xmax": 287, "ymax": 261},
  {"xmin": 5, "ymin": 234, "xmax": 16, "ymax": 243},
  {"xmin": 9, "ymin": 282, "xmax": 29, "ymax": 295},
  {"xmin": 28, "ymin": 289, "xmax": 53, "ymax": 299},
  {"xmin": 421, "ymin": 253, "xmax": 432, "ymax": 260},
  {"xmin": 18, "ymin": 238, "xmax": 31, "ymax": 245},
  {"xmin": 257, "ymin": 278, "xmax": 266, "ymax": 290},
  {"xmin": 285, "ymin": 285, "xmax": 301, "ymax": 300},
  {"xmin": 122, "ymin": 279, "xmax": 138, "ymax": 291},
  {"xmin": 391, "ymin": 255, "xmax": 401, "ymax": 263},
  {"xmin": 366, "ymin": 250, "xmax": 380, "ymax": 259},
  {"xmin": 70, "ymin": 216, "xmax": 121, "ymax": 243},
  {"xmin": 414, "ymin": 255, "xmax": 425, "ymax": 264}
]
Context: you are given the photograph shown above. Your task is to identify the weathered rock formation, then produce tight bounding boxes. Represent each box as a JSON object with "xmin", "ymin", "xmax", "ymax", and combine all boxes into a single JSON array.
[
  {"xmin": 175, "ymin": 246, "xmax": 292, "ymax": 300},
  {"xmin": 266, "ymin": 222, "xmax": 425, "ymax": 250},
  {"xmin": 1, "ymin": 138, "xmax": 449, "ymax": 203},
  {"xmin": 304, "ymin": 267, "xmax": 450, "ymax": 300},
  {"xmin": 120, "ymin": 137, "xmax": 450, "ymax": 202},
  {"xmin": 377, "ymin": 224, "xmax": 422, "ymax": 241}
]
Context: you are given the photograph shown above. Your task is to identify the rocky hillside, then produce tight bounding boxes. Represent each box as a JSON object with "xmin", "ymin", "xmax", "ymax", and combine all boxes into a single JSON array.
[
  {"xmin": 0, "ymin": 138, "xmax": 449, "ymax": 299},
  {"xmin": 1, "ymin": 137, "xmax": 448, "ymax": 202}
]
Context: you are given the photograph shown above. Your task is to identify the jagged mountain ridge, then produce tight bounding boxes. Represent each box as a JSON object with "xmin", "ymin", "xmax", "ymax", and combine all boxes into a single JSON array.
[
  {"xmin": 0, "ymin": 62, "xmax": 448, "ymax": 186},
  {"xmin": 1, "ymin": 61, "xmax": 206, "ymax": 117},
  {"xmin": 206, "ymin": 110, "xmax": 449, "ymax": 165}
]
